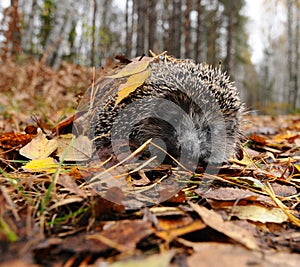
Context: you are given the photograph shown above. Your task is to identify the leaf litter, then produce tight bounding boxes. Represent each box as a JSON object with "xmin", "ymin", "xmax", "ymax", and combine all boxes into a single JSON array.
[{"xmin": 0, "ymin": 58, "xmax": 300, "ymax": 266}]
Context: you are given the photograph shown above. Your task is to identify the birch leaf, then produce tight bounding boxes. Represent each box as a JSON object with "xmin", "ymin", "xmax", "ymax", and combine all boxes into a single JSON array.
[
  {"xmin": 106, "ymin": 60, "xmax": 150, "ymax": 78},
  {"xmin": 116, "ymin": 69, "xmax": 151, "ymax": 105},
  {"xmin": 22, "ymin": 157, "xmax": 58, "ymax": 173}
]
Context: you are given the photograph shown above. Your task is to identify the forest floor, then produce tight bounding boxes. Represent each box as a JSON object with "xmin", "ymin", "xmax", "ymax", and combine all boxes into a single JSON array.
[{"xmin": 0, "ymin": 58, "xmax": 299, "ymax": 267}]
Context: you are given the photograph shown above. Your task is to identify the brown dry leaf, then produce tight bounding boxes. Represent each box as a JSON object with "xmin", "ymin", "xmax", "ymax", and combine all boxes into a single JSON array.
[
  {"xmin": 19, "ymin": 130, "xmax": 57, "ymax": 160},
  {"xmin": 182, "ymin": 241, "xmax": 300, "ymax": 267},
  {"xmin": 56, "ymin": 174, "xmax": 87, "ymax": 198},
  {"xmin": 56, "ymin": 134, "xmax": 94, "ymax": 161},
  {"xmin": 106, "ymin": 60, "xmax": 151, "ymax": 78},
  {"xmin": 189, "ymin": 202, "xmax": 258, "ymax": 250},
  {"xmin": 108, "ymin": 250, "xmax": 175, "ymax": 267},
  {"xmin": 249, "ymin": 133, "xmax": 267, "ymax": 145},
  {"xmin": 271, "ymin": 183, "xmax": 297, "ymax": 197},
  {"xmin": 94, "ymin": 195, "xmax": 125, "ymax": 218},
  {"xmin": 116, "ymin": 69, "xmax": 151, "ymax": 105},
  {"xmin": 0, "ymin": 132, "xmax": 34, "ymax": 149},
  {"xmin": 184, "ymin": 242, "xmax": 261, "ymax": 267},
  {"xmin": 195, "ymin": 187, "xmax": 271, "ymax": 202},
  {"xmin": 198, "ymin": 187, "xmax": 276, "ymax": 209},
  {"xmin": 229, "ymin": 204, "xmax": 288, "ymax": 223},
  {"xmin": 86, "ymin": 220, "xmax": 154, "ymax": 251}
]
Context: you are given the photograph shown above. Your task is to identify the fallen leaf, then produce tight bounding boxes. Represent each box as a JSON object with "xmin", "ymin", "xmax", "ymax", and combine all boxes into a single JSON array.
[
  {"xmin": 116, "ymin": 69, "xmax": 151, "ymax": 105},
  {"xmin": 249, "ymin": 133, "xmax": 267, "ymax": 145},
  {"xmin": 184, "ymin": 242, "xmax": 260, "ymax": 267},
  {"xmin": 229, "ymin": 204, "xmax": 288, "ymax": 223},
  {"xmin": 22, "ymin": 157, "xmax": 58, "ymax": 173},
  {"xmin": 0, "ymin": 132, "xmax": 34, "ymax": 149},
  {"xmin": 106, "ymin": 60, "xmax": 150, "ymax": 78},
  {"xmin": 108, "ymin": 250, "xmax": 175, "ymax": 267},
  {"xmin": 182, "ymin": 241, "xmax": 300, "ymax": 267},
  {"xmin": 56, "ymin": 134, "xmax": 94, "ymax": 161},
  {"xmin": 86, "ymin": 220, "xmax": 153, "ymax": 251},
  {"xmin": 57, "ymin": 174, "xmax": 87, "ymax": 198},
  {"xmin": 189, "ymin": 202, "xmax": 258, "ymax": 250},
  {"xmin": 271, "ymin": 183, "xmax": 297, "ymax": 197},
  {"xmin": 19, "ymin": 130, "xmax": 57, "ymax": 160}
]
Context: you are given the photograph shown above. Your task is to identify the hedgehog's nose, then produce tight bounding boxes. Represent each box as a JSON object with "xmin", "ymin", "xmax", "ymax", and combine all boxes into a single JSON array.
[{"xmin": 180, "ymin": 133, "xmax": 201, "ymax": 159}]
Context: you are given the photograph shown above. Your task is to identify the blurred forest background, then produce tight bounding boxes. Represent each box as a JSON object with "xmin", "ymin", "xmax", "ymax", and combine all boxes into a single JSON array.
[{"xmin": 0, "ymin": 0, "xmax": 299, "ymax": 115}]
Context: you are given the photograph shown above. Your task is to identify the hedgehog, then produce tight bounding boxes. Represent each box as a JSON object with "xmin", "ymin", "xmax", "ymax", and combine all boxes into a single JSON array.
[{"xmin": 89, "ymin": 56, "xmax": 244, "ymax": 170}]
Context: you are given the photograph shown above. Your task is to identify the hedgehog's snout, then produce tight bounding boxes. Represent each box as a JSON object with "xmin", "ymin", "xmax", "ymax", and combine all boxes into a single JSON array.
[{"xmin": 178, "ymin": 124, "xmax": 212, "ymax": 163}]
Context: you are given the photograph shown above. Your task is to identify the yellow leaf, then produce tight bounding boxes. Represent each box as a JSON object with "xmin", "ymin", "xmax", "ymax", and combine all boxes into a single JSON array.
[
  {"xmin": 116, "ymin": 69, "xmax": 151, "ymax": 105},
  {"xmin": 23, "ymin": 157, "xmax": 58, "ymax": 173},
  {"xmin": 106, "ymin": 60, "xmax": 150, "ymax": 78},
  {"xmin": 229, "ymin": 205, "xmax": 288, "ymax": 223},
  {"xmin": 19, "ymin": 130, "xmax": 57, "ymax": 160}
]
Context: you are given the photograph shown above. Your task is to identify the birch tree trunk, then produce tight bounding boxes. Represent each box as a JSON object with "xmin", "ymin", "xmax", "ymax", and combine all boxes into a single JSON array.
[
  {"xmin": 21, "ymin": 0, "xmax": 37, "ymax": 53},
  {"xmin": 286, "ymin": 0, "xmax": 294, "ymax": 109},
  {"xmin": 44, "ymin": 0, "xmax": 75, "ymax": 68}
]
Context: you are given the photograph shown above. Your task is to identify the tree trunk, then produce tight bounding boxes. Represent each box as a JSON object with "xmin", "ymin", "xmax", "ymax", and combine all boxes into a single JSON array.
[
  {"xmin": 22, "ymin": 0, "xmax": 37, "ymax": 53},
  {"xmin": 194, "ymin": 0, "xmax": 202, "ymax": 62},
  {"xmin": 44, "ymin": 1, "xmax": 69, "ymax": 65},
  {"xmin": 184, "ymin": 0, "xmax": 191, "ymax": 58},
  {"xmin": 148, "ymin": 0, "xmax": 157, "ymax": 53},
  {"xmin": 44, "ymin": 0, "xmax": 76, "ymax": 69},
  {"xmin": 171, "ymin": 0, "xmax": 182, "ymax": 57},
  {"xmin": 52, "ymin": 1, "xmax": 76, "ymax": 70},
  {"xmin": 293, "ymin": 1, "xmax": 299, "ymax": 109},
  {"xmin": 125, "ymin": 0, "xmax": 131, "ymax": 57},
  {"xmin": 1, "ymin": 0, "xmax": 22, "ymax": 60},
  {"xmin": 166, "ymin": 0, "xmax": 173, "ymax": 53},
  {"xmin": 136, "ymin": 0, "xmax": 146, "ymax": 56},
  {"xmin": 224, "ymin": 2, "xmax": 235, "ymax": 75},
  {"xmin": 91, "ymin": 0, "xmax": 97, "ymax": 66},
  {"xmin": 207, "ymin": 8, "xmax": 217, "ymax": 65},
  {"xmin": 286, "ymin": 0, "xmax": 294, "ymax": 109}
]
